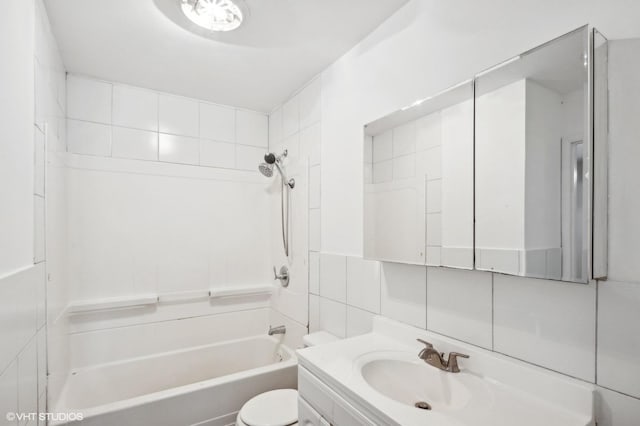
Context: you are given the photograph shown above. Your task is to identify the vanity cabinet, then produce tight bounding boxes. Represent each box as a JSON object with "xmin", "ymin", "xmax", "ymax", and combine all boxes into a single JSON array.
[{"xmin": 298, "ymin": 367, "xmax": 377, "ymax": 426}]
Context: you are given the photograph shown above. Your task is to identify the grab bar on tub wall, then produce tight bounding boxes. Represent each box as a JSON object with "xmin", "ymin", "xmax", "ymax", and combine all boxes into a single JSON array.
[
  {"xmin": 209, "ymin": 284, "xmax": 274, "ymax": 298},
  {"xmin": 67, "ymin": 294, "xmax": 158, "ymax": 315},
  {"xmin": 157, "ymin": 290, "xmax": 210, "ymax": 304}
]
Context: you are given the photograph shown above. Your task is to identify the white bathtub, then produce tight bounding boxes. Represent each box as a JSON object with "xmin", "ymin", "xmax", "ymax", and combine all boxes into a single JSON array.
[{"xmin": 53, "ymin": 335, "xmax": 297, "ymax": 426}]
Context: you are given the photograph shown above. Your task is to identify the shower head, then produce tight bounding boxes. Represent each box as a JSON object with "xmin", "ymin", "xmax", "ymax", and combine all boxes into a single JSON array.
[
  {"xmin": 264, "ymin": 152, "xmax": 276, "ymax": 164},
  {"xmin": 258, "ymin": 163, "xmax": 274, "ymax": 177}
]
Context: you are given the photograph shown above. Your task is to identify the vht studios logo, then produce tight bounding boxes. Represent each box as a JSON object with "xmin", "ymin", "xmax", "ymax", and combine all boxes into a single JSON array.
[{"xmin": 6, "ymin": 412, "xmax": 84, "ymax": 422}]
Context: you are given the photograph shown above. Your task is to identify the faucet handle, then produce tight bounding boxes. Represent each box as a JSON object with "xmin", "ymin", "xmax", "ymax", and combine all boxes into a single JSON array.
[
  {"xmin": 416, "ymin": 338, "xmax": 433, "ymax": 348},
  {"xmin": 446, "ymin": 352, "xmax": 470, "ymax": 373}
]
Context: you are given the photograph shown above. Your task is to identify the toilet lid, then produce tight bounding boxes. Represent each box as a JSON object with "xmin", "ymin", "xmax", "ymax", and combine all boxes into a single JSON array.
[{"xmin": 240, "ymin": 389, "xmax": 298, "ymax": 426}]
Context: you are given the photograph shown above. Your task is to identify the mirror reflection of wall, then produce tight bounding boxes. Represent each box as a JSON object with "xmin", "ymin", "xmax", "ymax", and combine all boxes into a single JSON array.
[
  {"xmin": 474, "ymin": 27, "xmax": 589, "ymax": 282},
  {"xmin": 364, "ymin": 81, "xmax": 474, "ymax": 269}
]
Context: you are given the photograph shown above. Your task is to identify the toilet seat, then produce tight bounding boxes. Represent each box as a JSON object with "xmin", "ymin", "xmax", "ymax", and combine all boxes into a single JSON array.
[{"xmin": 238, "ymin": 389, "xmax": 298, "ymax": 426}]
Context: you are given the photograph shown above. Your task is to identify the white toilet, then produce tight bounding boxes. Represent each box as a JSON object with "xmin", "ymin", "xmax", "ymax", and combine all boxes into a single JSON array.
[{"xmin": 235, "ymin": 331, "xmax": 339, "ymax": 426}]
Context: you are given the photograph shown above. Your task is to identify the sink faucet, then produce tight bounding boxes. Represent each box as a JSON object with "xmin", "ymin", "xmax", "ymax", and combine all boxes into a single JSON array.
[
  {"xmin": 417, "ymin": 339, "xmax": 469, "ymax": 373},
  {"xmin": 268, "ymin": 325, "xmax": 286, "ymax": 336}
]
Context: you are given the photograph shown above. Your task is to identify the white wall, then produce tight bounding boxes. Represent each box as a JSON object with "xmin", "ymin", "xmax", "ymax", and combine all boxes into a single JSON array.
[
  {"xmin": 1, "ymin": 0, "xmax": 64, "ymax": 422},
  {"xmin": 309, "ymin": 1, "xmax": 640, "ymax": 424}
]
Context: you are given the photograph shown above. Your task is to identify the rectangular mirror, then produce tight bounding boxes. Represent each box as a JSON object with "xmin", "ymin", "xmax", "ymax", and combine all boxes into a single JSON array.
[
  {"xmin": 474, "ymin": 27, "xmax": 590, "ymax": 282},
  {"xmin": 363, "ymin": 81, "xmax": 474, "ymax": 268}
]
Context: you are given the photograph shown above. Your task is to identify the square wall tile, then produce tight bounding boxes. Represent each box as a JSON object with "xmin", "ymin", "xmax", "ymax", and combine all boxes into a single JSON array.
[
  {"xmin": 596, "ymin": 386, "xmax": 640, "ymax": 426},
  {"xmin": 159, "ymin": 94, "xmax": 199, "ymax": 137},
  {"xmin": 34, "ymin": 196, "xmax": 45, "ymax": 264},
  {"xmin": 112, "ymin": 85, "xmax": 158, "ymax": 131},
  {"xmin": 200, "ymin": 140, "xmax": 235, "ymax": 169},
  {"xmin": 309, "ymin": 165, "xmax": 321, "ymax": 209},
  {"xmin": 426, "ymin": 268, "xmax": 492, "ymax": 349},
  {"xmin": 199, "ymin": 103, "xmax": 235, "ymax": 142},
  {"xmin": 426, "ymin": 179, "xmax": 442, "ymax": 213},
  {"xmin": 309, "ymin": 209, "xmax": 320, "ymax": 252},
  {"xmin": 309, "ymin": 294, "xmax": 320, "ymax": 332},
  {"xmin": 319, "ymin": 297, "xmax": 346, "ymax": 338},
  {"xmin": 392, "ymin": 122, "xmax": 416, "ymax": 157},
  {"xmin": 392, "ymin": 154, "xmax": 415, "ymax": 180},
  {"xmin": 18, "ymin": 337, "xmax": 38, "ymax": 418},
  {"xmin": 372, "ymin": 160, "xmax": 392, "ymax": 184},
  {"xmin": 269, "ymin": 107, "xmax": 282, "ymax": 147},
  {"xmin": 67, "ymin": 119, "xmax": 111, "ymax": 156},
  {"xmin": 0, "ymin": 361, "xmax": 18, "ymax": 423},
  {"xmin": 112, "ymin": 127, "xmax": 158, "ymax": 161},
  {"xmin": 236, "ymin": 110, "xmax": 268, "ymax": 148},
  {"xmin": 346, "ymin": 257, "xmax": 380, "ymax": 314},
  {"xmin": 373, "ymin": 130, "xmax": 392, "ymax": 163},
  {"xmin": 416, "ymin": 111, "xmax": 441, "ymax": 151},
  {"xmin": 597, "ymin": 280, "xmax": 640, "ymax": 398},
  {"xmin": 282, "ymin": 96, "xmax": 299, "ymax": 138},
  {"xmin": 67, "ymin": 75, "xmax": 112, "ymax": 124},
  {"xmin": 299, "ymin": 78, "xmax": 321, "ymax": 129},
  {"xmin": 34, "ymin": 128, "xmax": 45, "ymax": 197},
  {"xmin": 159, "ymin": 134, "xmax": 199, "ymax": 165},
  {"xmin": 320, "ymin": 254, "xmax": 347, "ymax": 303},
  {"xmin": 346, "ymin": 306, "xmax": 375, "ymax": 337},
  {"xmin": 493, "ymin": 274, "xmax": 596, "ymax": 381},
  {"xmin": 235, "ymin": 145, "xmax": 264, "ymax": 171},
  {"xmin": 381, "ymin": 262, "xmax": 426, "ymax": 329},
  {"xmin": 300, "ymin": 123, "xmax": 321, "ymax": 166},
  {"xmin": 309, "ymin": 252, "xmax": 320, "ymax": 295}
]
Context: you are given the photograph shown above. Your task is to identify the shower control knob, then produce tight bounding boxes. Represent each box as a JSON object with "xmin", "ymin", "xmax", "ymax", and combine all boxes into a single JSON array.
[{"xmin": 273, "ymin": 265, "xmax": 290, "ymax": 288}]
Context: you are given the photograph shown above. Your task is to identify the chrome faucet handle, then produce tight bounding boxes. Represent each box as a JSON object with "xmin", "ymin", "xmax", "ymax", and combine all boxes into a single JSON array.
[
  {"xmin": 446, "ymin": 352, "xmax": 470, "ymax": 373},
  {"xmin": 417, "ymin": 338, "xmax": 433, "ymax": 348},
  {"xmin": 273, "ymin": 266, "xmax": 290, "ymax": 287}
]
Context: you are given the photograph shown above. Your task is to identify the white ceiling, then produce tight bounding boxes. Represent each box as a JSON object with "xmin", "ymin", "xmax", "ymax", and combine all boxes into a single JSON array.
[{"xmin": 44, "ymin": 0, "xmax": 409, "ymax": 112}]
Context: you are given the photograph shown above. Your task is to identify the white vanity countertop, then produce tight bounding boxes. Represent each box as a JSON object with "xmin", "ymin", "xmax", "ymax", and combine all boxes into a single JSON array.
[{"xmin": 297, "ymin": 317, "xmax": 594, "ymax": 426}]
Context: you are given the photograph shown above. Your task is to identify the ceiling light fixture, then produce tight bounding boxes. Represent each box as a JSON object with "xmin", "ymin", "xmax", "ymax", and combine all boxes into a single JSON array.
[{"xmin": 181, "ymin": 0, "xmax": 244, "ymax": 32}]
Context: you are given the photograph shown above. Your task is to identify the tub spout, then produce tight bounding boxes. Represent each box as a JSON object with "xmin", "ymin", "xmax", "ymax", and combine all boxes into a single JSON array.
[{"xmin": 268, "ymin": 325, "xmax": 286, "ymax": 336}]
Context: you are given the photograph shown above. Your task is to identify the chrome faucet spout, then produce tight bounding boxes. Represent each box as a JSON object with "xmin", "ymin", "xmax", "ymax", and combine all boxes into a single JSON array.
[
  {"xmin": 417, "ymin": 339, "xmax": 469, "ymax": 373},
  {"xmin": 268, "ymin": 325, "xmax": 286, "ymax": 336}
]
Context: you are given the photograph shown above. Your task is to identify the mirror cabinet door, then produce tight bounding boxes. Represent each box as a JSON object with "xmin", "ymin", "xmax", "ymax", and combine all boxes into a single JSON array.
[
  {"xmin": 363, "ymin": 81, "xmax": 474, "ymax": 268},
  {"xmin": 474, "ymin": 27, "xmax": 590, "ymax": 282}
]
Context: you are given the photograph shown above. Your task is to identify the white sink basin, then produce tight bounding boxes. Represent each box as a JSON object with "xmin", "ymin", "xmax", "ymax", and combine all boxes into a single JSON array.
[
  {"xmin": 355, "ymin": 351, "xmax": 492, "ymax": 415},
  {"xmin": 360, "ymin": 358, "xmax": 472, "ymax": 411}
]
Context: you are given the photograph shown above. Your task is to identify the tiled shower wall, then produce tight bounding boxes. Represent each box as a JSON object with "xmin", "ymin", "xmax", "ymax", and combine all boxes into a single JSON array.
[
  {"xmin": 0, "ymin": 0, "xmax": 66, "ymax": 422},
  {"xmin": 66, "ymin": 74, "xmax": 268, "ymax": 168},
  {"xmin": 268, "ymin": 76, "xmax": 321, "ymax": 346}
]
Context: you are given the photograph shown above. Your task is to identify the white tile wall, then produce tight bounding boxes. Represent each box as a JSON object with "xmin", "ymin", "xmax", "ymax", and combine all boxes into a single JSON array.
[
  {"xmin": 34, "ymin": 129, "xmax": 45, "ymax": 197},
  {"xmin": 493, "ymin": 275, "xmax": 596, "ymax": 381},
  {"xmin": 346, "ymin": 257, "xmax": 380, "ymax": 314},
  {"xmin": 426, "ymin": 268, "xmax": 492, "ymax": 348},
  {"xmin": 319, "ymin": 254, "xmax": 347, "ymax": 303},
  {"xmin": 381, "ymin": 262, "xmax": 427, "ymax": 329},
  {"xmin": 309, "ymin": 252, "xmax": 320, "ymax": 295},
  {"xmin": 299, "ymin": 78, "xmax": 321, "ymax": 130},
  {"xmin": 68, "ymin": 75, "xmax": 268, "ymax": 172},
  {"xmin": 199, "ymin": 102, "xmax": 235, "ymax": 143},
  {"xmin": 300, "ymin": 123, "xmax": 321, "ymax": 166},
  {"xmin": 282, "ymin": 96, "xmax": 299, "ymax": 138},
  {"xmin": 596, "ymin": 386, "xmax": 640, "ymax": 426},
  {"xmin": 597, "ymin": 280, "xmax": 640, "ymax": 398},
  {"xmin": 236, "ymin": 110, "xmax": 268, "ymax": 147},
  {"xmin": 33, "ymin": 197, "xmax": 45, "ymax": 264},
  {"xmin": 112, "ymin": 127, "xmax": 158, "ymax": 161},
  {"xmin": 319, "ymin": 297, "xmax": 346, "ymax": 338},
  {"xmin": 373, "ymin": 130, "xmax": 392, "ymax": 163},
  {"xmin": 67, "ymin": 119, "xmax": 111, "ymax": 156},
  {"xmin": 200, "ymin": 140, "xmax": 235, "ymax": 169},
  {"xmin": 67, "ymin": 75, "xmax": 111, "ymax": 124},
  {"xmin": 235, "ymin": 144, "xmax": 263, "ymax": 171},
  {"xmin": 392, "ymin": 122, "xmax": 416, "ymax": 157},
  {"xmin": 112, "ymin": 85, "xmax": 158, "ymax": 131},
  {"xmin": 346, "ymin": 306, "xmax": 375, "ymax": 337},
  {"xmin": 159, "ymin": 134, "xmax": 199, "ymax": 165},
  {"xmin": 309, "ymin": 165, "xmax": 321, "ymax": 209},
  {"xmin": 309, "ymin": 294, "xmax": 320, "ymax": 332},
  {"xmin": 309, "ymin": 209, "xmax": 321, "ymax": 252},
  {"xmin": 159, "ymin": 94, "xmax": 199, "ymax": 137}
]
